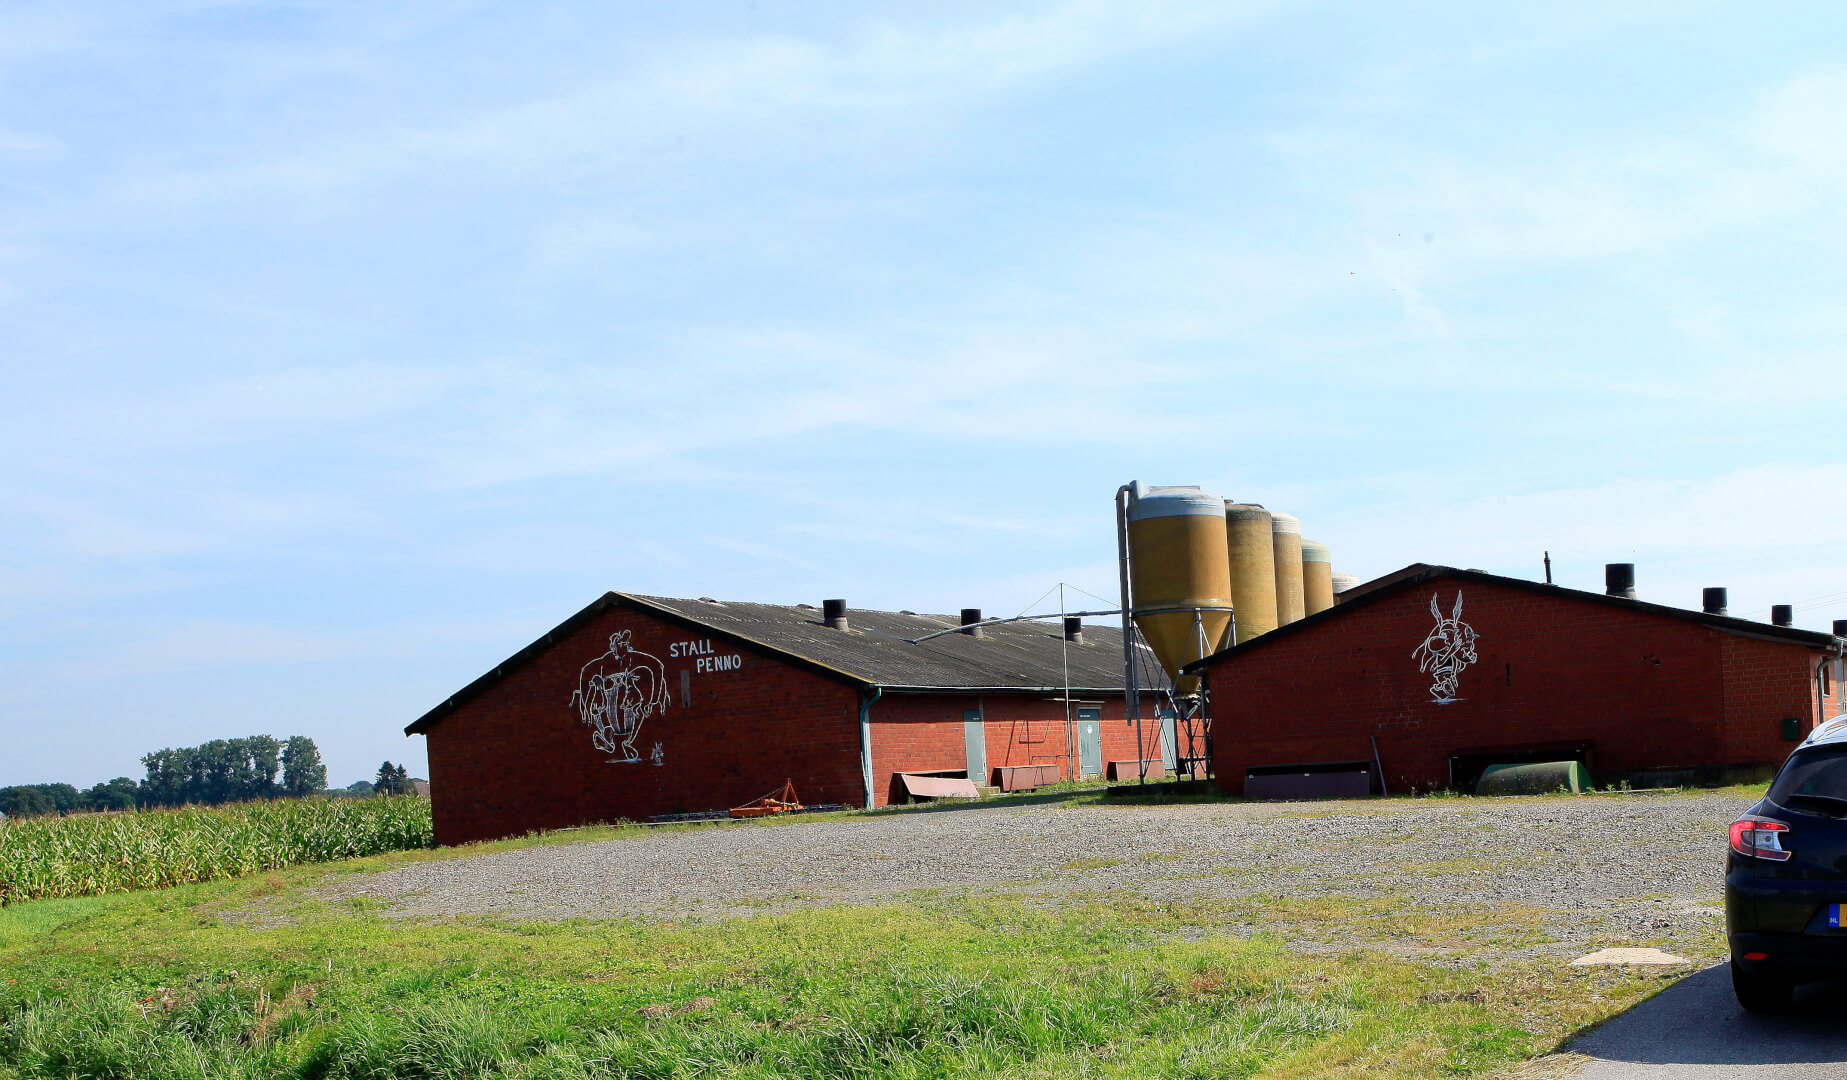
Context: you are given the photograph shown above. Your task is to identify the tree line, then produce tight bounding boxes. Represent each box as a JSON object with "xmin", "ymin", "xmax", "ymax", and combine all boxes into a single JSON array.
[{"xmin": 0, "ymin": 731, "xmax": 424, "ymax": 820}]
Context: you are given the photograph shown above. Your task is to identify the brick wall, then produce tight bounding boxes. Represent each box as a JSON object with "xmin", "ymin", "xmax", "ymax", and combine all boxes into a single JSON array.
[
  {"xmin": 425, "ymin": 606, "xmax": 862, "ymax": 845},
  {"xmin": 421, "ymin": 599, "xmax": 1208, "ymax": 837},
  {"xmin": 866, "ymin": 694, "xmax": 1162, "ymax": 805},
  {"xmin": 1719, "ymin": 633, "xmax": 1825, "ymax": 764},
  {"xmin": 1202, "ymin": 576, "xmax": 1826, "ymax": 794}
]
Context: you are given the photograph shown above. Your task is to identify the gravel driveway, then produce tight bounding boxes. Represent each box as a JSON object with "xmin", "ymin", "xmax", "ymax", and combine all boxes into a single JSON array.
[{"xmin": 328, "ymin": 790, "xmax": 1751, "ymax": 957}]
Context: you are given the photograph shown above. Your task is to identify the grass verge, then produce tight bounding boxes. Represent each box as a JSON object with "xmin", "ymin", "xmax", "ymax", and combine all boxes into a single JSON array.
[{"xmin": 0, "ymin": 857, "xmax": 1689, "ymax": 1080}]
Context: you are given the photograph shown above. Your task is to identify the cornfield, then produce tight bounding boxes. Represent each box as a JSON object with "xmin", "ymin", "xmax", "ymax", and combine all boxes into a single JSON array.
[{"xmin": 0, "ymin": 796, "xmax": 433, "ymax": 906}]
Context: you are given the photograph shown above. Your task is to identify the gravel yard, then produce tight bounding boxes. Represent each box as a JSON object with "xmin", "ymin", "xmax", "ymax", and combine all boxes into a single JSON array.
[{"xmin": 329, "ymin": 790, "xmax": 1753, "ymax": 958}]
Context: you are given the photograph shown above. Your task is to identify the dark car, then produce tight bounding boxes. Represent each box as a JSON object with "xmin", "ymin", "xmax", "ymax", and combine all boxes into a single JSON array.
[{"xmin": 1726, "ymin": 713, "xmax": 1847, "ymax": 1010}]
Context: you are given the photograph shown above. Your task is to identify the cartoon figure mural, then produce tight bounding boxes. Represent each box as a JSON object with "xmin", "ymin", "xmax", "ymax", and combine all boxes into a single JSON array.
[
  {"xmin": 570, "ymin": 630, "xmax": 670, "ymax": 763},
  {"xmin": 1412, "ymin": 591, "xmax": 1479, "ymax": 704}
]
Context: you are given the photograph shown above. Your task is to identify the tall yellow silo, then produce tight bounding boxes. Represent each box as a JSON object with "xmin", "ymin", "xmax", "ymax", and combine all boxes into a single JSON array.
[
  {"xmin": 1126, "ymin": 485, "xmax": 1234, "ymax": 691},
  {"xmin": 1271, "ymin": 513, "xmax": 1305, "ymax": 625},
  {"xmin": 1224, "ymin": 502, "xmax": 1278, "ymax": 643},
  {"xmin": 1301, "ymin": 539, "xmax": 1334, "ymax": 616}
]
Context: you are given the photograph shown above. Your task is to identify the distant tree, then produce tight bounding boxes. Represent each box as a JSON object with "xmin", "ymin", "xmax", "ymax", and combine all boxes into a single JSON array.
[
  {"xmin": 139, "ymin": 747, "xmax": 192, "ymax": 807},
  {"xmin": 343, "ymin": 780, "xmax": 375, "ymax": 798},
  {"xmin": 139, "ymin": 735, "xmax": 292, "ymax": 807},
  {"xmin": 38, "ymin": 783, "xmax": 82, "ymax": 815},
  {"xmin": 280, "ymin": 737, "xmax": 326, "ymax": 798},
  {"xmin": 242, "ymin": 735, "xmax": 282, "ymax": 800},
  {"xmin": 0, "ymin": 787, "xmax": 56, "ymax": 818},
  {"xmin": 82, "ymin": 778, "xmax": 139, "ymax": 812},
  {"xmin": 373, "ymin": 762, "xmax": 413, "ymax": 797},
  {"xmin": 194, "ymin": 739, "xmax": 236, "ymax": 804}
]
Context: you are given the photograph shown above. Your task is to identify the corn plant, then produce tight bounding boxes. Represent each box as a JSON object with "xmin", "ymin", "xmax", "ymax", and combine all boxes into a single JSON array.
[{"xmin": 0, "ymin": 796, "xmax": 433, "ymax": 906}]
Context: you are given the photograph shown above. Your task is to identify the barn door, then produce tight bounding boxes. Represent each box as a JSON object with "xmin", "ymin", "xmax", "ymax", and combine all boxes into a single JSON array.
[
  {"xmin": 963, "ymin": 708, "xmax": 987, "ymax": 787},
  {"xmin": 1077, "ymin": 707, "xmax": 1102, "ymax": 778}
]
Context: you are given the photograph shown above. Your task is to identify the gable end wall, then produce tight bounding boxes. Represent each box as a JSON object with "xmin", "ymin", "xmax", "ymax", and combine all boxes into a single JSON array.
[{"xmin": 1205, "ymin": 577, "xmax": 1819, "ymax": 793}]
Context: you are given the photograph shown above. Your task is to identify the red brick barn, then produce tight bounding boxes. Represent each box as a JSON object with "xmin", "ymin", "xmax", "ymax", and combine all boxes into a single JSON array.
[
  {"xmin": 406, "ymin": 594, "xmax": 1170, "ymax": 845},
  {"xmin": 1185, "ymin": 565, "xmax": 1846, "ymax": 796}
]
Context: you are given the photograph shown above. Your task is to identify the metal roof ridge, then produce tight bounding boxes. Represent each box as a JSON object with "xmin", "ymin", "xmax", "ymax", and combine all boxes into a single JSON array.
[
  {"xmin": 1181, "ymin": 563, "xmax": 1838, "ymax": 674},
  {"xmin": 614, "ymin": 593, "xmax": 880, "ymax": 687}
]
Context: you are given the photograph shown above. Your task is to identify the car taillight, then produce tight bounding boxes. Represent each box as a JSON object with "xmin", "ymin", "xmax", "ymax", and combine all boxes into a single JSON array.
[{"xmin": 1730, "ymin": 816, "xmax": 1792, "ymax": 862}]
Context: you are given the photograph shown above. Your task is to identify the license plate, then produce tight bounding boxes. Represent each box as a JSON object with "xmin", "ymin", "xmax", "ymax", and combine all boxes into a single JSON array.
[{"xmin": 1833, "ymin": 905, "xmax": 1845, "ymax": 929}]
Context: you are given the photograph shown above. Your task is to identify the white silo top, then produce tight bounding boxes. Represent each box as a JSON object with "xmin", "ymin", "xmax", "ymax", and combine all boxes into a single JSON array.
[{"xmin": 1127, "ymin": 485, "xmax": 1228, "ymax": 520}]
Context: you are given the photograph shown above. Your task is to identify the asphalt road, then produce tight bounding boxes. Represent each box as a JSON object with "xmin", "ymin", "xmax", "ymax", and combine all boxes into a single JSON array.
[{"xmin": 1565, "ymin": 967, "xmax": 1847, "ymax": 1078}]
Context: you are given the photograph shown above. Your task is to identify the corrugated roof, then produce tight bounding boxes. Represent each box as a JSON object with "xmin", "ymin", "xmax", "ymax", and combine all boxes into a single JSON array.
[
  {"xmin": 627, "ymin": 594, "xmax": 1138, "ymax": 691},
  {"xmin": 1182, "ymin": 563, "xmax": 1843, "ymax": 674},
  {"xmin": 406, "ymin": 592, "xmax": 1144, "ymax": 735}
]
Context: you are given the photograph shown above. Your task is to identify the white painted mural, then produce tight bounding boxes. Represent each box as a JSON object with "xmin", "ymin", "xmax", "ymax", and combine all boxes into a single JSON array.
[
  {"xmin": 1412, "ymin": 591, "xmax": 1479, "ymax": 704},
  {"xmin": 570, "ymin": 630, "xmax": 670, "ymax": 763}
]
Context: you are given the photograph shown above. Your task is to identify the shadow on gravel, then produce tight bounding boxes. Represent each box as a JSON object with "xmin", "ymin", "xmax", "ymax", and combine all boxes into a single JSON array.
[
  {"xmin": 871, "ymin": 791, "xmax": 1097, "ymax": 815},
  {"xmin": 1564, "ymin": 964, "xmax": 1847, "ymax": 1068}
]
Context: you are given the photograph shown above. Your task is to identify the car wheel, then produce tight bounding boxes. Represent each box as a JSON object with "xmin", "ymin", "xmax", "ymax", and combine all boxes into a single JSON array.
[{"xmin": 1731, "ymin": 959, "xmax": 1794, "ymax": 1013}]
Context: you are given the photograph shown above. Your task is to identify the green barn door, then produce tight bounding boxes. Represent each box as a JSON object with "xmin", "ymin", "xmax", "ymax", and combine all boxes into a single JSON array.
[
  {"xmin": 1077, "ymin": 708, "xmax": 1102, "ymax": 778},
  {"xmin": 963, "ymin": 709, "xmax": 987, "ymax": 787}
]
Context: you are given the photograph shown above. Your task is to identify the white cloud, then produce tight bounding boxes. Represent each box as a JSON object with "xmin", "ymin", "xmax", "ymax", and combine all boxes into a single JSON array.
[
  {"xmin": 1351, "ymin": 67, "xmax": 1847, "ymax": 294},
  {"xmin": 30, "ymin": 609, "xmax": 551, "ymax": 681},
  {"xmin": 115, "ymin": 0, "xmax": 1289, "ymax": 205},
  {"xmin": 4, "ymin": 365, "xmax": 444, "ymax": 463},
  {"xmin": 1752, "ymin": 68, "xmax": 1847, "ymax": 166}
]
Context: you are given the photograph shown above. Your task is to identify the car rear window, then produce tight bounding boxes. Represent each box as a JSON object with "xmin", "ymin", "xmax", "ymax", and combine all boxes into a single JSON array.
[{"xmin": 1769, "ymin": 747, "xmax": 1847, "ymax": 802}]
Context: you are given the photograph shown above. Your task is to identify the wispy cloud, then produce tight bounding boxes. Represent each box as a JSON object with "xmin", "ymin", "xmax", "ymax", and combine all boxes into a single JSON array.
[{"xmin": 112, "ymin": 0, "xmax": 1289, "ymax": 206}]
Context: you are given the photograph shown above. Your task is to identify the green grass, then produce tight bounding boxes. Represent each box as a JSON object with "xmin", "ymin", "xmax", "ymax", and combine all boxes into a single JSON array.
[
  {"xmin": 0, "ymin": 796, "xmax": 434, "ymax": 906},
  {"xmin": 0, "ymin": 848, "xmax": 1693, "ymax": 1080},
  {"xmin": 0, "ymin": 788, "xmax": 1741, "ymax": 1078}
]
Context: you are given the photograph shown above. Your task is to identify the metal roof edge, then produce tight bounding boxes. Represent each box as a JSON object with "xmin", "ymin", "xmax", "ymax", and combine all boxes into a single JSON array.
[
  {"xmin": 1181, "ymin": 564, "xmax": 1838, "ymax": 674},
  {"xmin": 612, "ymin": 594, "xmax": 876, "ymax": 690},
  {"xmin": 406, "ymin": 593, "xmax": 879, "ymax": 738},
  {"xmin": 404, "ymin": 592, "xmax": 623, "ymax": 736}
]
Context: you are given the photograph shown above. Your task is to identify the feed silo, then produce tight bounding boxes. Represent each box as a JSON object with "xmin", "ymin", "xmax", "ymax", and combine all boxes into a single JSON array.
[
  {"xmin": 1329, "ymin": 572, "xmax": 1361, "ymax": 602},
  {"xmin": 1224, "ymin": 503, "xmax": 1279, "ymax": 643},
  {"xmin": 1122, "ymin": 484, "xmax": 1235, "ymax": 691},
  {"xmin": 1271, "ymin": 513, "xmax": 1305, "ymax": 625},
  {"xmin": 1301, "ymin": 540, "xmax": 1334, "ymax": 616}
]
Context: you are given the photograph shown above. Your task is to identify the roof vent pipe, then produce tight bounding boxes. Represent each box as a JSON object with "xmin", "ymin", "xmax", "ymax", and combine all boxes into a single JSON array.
[
  {"xmin": 1605, "ymin": 563, "xmax": 1636, "ymax": 600},
  {"xmin": 1772, "ymin": 605, "xmax": 1793, "ymax": 627},
  {"xmin": 960, "ymin": 608, "xmax": 983, "ymax": 637},
  {"xmin": 1835, "ymin": 619, "xmax": 1847, "ymax": 637},
  {"xmin": 1063, "ymin": 616, "xmax": 1083, "ymax": 644},
  {"xmin": 823, "ymin": 598, "xmax": 848, "ymax": 631},
  {"xmin": 1702, "ymin": 588, "xmax": 1728, "ymax": 616}
]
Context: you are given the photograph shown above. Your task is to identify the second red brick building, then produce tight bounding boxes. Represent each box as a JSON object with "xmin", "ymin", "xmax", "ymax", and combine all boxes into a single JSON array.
[{"xmin": 1186, "ymin": 565, "xmax": 1846, "ymax": 795}]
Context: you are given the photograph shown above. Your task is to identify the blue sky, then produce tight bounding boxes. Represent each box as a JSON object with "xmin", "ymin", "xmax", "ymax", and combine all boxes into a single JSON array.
[{"xmin": 5, "ymin": 1, "xmax": 1847, "ymax": 788}]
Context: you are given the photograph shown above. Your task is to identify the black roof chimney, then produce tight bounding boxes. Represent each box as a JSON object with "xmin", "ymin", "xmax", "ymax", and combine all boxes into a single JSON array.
[
  {"xmin": 1702, "ymin": 587, "xmax": 1728, "ymax": 616},
  {"xmin": 1772, "ymin": 605, "xmax": 1793, "ymax": 627},
  {"xmin": 960, "ymin": 608, "xmax": 983, "ymax": 637},
  {"xmin": 823, "ymin": 598, "xmax": 848, "ymax": 631},
  {"xmin": 1605, "ymin": 563, "xmax": 1636, "ymax": 600},
  {"xmin": 1063, "ymin": 616, "xmax": 1083, "ymax": 644}
]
